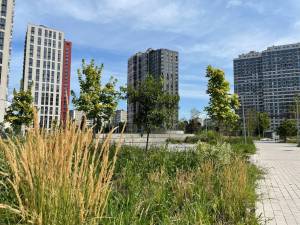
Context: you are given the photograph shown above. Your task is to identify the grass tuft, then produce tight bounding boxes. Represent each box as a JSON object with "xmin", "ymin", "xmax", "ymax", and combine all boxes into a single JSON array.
[{"xmin": 0, "ymin": 115, "xmax": 123, "ymax": 225}]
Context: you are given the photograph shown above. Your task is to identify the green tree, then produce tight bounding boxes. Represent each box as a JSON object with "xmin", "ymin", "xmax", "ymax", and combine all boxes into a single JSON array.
[
  {"xmin": 277, "ymin": 119, "xmax": 297, "ymax": 142},
  {"xmin": 185, "ymin": 118, "xmax": 202, "ymax": 134},
  {"xmin": 205, "ymin": 65, "xmax": 240, "ymax": 133},
  {"xmin": 257, "ymin": 112, "xmax": 270, "ymax": 137},
  {"xmin": 4, "ymin": 89, "xmax": 34, "ymax": 133},
  {"xmin": 246, "ymin": 109, "xmax": 258, "ymax": 137},
  {"xmin": 71, "ymin": 60, "xmax": 121, "ymax": 134},
  {"xmin": 126, "ymin": 75, "xmax": 179, "ymax": 151}
]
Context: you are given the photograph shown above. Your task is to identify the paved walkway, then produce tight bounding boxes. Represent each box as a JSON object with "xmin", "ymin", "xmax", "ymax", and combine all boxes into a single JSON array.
[{"xmin": 254, "ymin": 141, "xmax": 300, "ymax": 225}]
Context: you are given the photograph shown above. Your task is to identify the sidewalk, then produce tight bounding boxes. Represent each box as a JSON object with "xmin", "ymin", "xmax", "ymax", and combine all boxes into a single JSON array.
[{"xmin": 254, "ymin": 141, "xmax": 300, "ymax": 225}]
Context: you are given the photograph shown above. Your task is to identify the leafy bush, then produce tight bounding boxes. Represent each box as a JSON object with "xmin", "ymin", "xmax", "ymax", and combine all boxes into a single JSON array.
[
  {"xmin": 184, "ymin": 135, "xmax": 201, "ymax": 144},
  {"xmin": 166, "ymin": 138, "xmax": 184, "ymax": 144}
]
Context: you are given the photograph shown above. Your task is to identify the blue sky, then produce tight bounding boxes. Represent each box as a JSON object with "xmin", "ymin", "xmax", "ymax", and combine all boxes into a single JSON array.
[{"xmin": 9, "ymin": 0, "xmax": 300, "ymax": 119}]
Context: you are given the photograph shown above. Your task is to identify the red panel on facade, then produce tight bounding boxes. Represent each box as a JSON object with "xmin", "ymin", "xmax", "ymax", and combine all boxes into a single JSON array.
[{"xmin": 61, "ymin": 40, "xmax": 72, "ymax": 124}]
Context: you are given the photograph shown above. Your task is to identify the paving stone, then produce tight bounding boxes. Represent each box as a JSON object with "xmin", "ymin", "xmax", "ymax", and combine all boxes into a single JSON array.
[{"xmin": 254, "ymin": 141, "xmax": 300, "ymax": 225}]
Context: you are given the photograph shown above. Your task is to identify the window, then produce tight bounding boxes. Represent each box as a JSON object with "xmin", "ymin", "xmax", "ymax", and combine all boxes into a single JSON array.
[
  {"xmin": 51, "ymin": 71, "xmax": 54, "ymax": 83},
  {"xmin": 1, "ymin": 1, "xmax": 7, "ymax": 16},
  {"xmin": 29, "ymin": 58, "xmax": 33, "ymax": 66},
  {"xmin": 48, "ymin": 49, "xmax": 51, "ymax": 60},
  {"xmin": 30, "ymin": 45, "xmax": 34, "ymax": 57},
  {"xmin": 52, "ymin": 49, "xmax": 56, "ymax": 61},
  {"xmin": 43, "ymin": 70, "xmax": 46, "ymax": 82},
  {"xmin": 36, "ymin": 69, "xmax": 40, "ymax": 81},
  {"xmin": 0, "ymin": 18, "xmax": 5, "ymax": 29},
  {"xmin": 58, "ymin": 50, "xmax": 61, "ymax": 61},
  {"xmin": 37, "ymin": 46, "xmax": 41, "ymax": 58},
  {"xmin": 35, "ymin": 92, "xmax": 39, "ymax": 104},
  {"xmin": 30, "ymin": 35, "xmax": 34, "ymax": 44},
  {"xmin": 43, "ymin": 47, "xmax": 47, "ymax": 59},
  {"xmin": 38, "ymin": 37, "xmax": 41, "ymax": 45},
  {"xmin": 35, "ymin": 82, "xmax": 39, "ymax": 91},
  {"xmin": 56, "ymin": 94, "xmax": 59, "ymax": 106},
  {"xmin": 47, "ymin": 70, "xmax": 50, "ymax": 82},
  {"xmin": 38, "ymin": 28, "xmax": 42, "ymax": 36},
  {"xmin": 28, "ymin": 67, "xmax": 33, "ymax": 80},
  {"xmin": 0, "ymin": 31, "xmax": 4, "ymax": 50}
]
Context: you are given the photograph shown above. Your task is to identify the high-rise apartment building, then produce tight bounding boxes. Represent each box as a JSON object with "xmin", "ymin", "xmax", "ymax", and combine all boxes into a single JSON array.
[
  {"xmin": 127, "ymin": 48, "xmax": 179, "ymax": 131},
  {"xmin": 22, "ymin": 24, "xmax": 71, "ymax": 129},
  {"xmin": 0, "ymin": 0, "xmax": 15, "ymax": 122},
  {"xmin": 234, "ymin": 43, "xmax": 300, "ymax": 131},
  {"xmin": 234, "ymin": 51, "xmax": 263, "ymax": 114},
  {"xmin": 113, "ymin": 109, "xmax": 127, "ymax": 126},
  {"xmin": 61, "ymin": 40, "xmax": 72, "ymax": 124}
]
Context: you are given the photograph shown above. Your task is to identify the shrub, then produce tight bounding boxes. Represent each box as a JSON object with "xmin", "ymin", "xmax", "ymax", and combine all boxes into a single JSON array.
[
  {"xmin": 102, "ymin": 142, "xmax": 260, "ymax": 225},
  {"xmin": 184, "ymin": 135, "xmax": 201, "ymax": 144},
  {"xmin": 166, "ymin": 138, "xmax": 183, "ymax": 144},
  {"xmin": 0, "ymin": 118, "xmax": 122, "ymax": 225}
]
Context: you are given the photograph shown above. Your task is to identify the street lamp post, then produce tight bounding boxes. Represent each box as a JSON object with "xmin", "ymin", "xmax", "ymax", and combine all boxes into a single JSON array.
[
  {"xmin": 241, "ymin": 96, "xmax": 247, "ymax": 144},
  {"xmin": 296, "ymin": 95, "xmax": 299, "ymax": 145}
]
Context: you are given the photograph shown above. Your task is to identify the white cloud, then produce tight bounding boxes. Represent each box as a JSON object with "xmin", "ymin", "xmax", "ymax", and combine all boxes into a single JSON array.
[{"xmin": 30, "ymin": 0, "xmax": 203, "ymax": 33}]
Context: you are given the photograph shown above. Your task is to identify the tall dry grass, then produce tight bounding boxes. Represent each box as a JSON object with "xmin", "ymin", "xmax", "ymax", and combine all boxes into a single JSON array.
[{"xmin": 0, "ymin": 114, "xmax": 124, "ymax": 225}]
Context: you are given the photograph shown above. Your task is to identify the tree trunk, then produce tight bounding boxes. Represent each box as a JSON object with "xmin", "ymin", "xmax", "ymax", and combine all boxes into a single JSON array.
[{"xmin": 146, "ymin": 131, "xmax": 150, "ymax": 151}]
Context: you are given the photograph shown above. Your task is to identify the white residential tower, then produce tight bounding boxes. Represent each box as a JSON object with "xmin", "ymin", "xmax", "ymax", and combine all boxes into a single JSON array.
[{"xmin": 0, "ymin": 0, "xmax": 15, "ymax": 122}]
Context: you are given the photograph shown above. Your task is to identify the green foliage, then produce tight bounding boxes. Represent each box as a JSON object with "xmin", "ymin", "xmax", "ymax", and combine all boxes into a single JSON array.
[
  {"xmin": 205, "ymin": 65, "xmax": 240, "ymax": 131},
  {"xmin": 185, "ymin": 118, "xmax": 202, "ymax": 134},
  {"xmin": 177, "ymin": 119, "xmax": 188, "ymax": 131},
  {"xmin": 277, "ymin": 119, "xmax": 297, "ymax": 142},
  {"xmin": 4, "ymin": 88, "xmax": 34, "ymax": 132},
  {"xmin": 257, "ymin": 112, "xmax": 270, "ymax": 135},
  {"xmin": 71, "ymin": 60, "xmax": 121, "ymax": 132},
  {"xmin": 102, "ymin": 140, "xmax": 260, "ymax": 225},
  {"xmin": 126, "ymin": 75, "xmax": 179, "ymax": 150},
  {"xmin": 0, "ymin": 135, "xmax": 260, "ymax": 225},
  {"xmin": 245, "ymin": 110, "xmax": 270, "ymax": 137}
]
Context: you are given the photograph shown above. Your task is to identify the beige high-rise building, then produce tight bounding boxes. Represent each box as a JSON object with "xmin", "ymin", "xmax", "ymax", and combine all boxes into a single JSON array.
[
  {"xmin": 0, "ymin": 0, "xmax": 15, "ymax": 122},
  {"xmin": 22, "ymin": 24, "xmax": 66, "ymax": 129}
]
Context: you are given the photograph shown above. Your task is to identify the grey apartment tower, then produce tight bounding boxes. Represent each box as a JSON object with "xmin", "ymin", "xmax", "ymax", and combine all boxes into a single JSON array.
[
  {"xmin": 127, "ymin": 48, "xmax": 179, "ymax": 132},
  {"xmin": 234, "ymin": 43, "xmax": 300, "ymax": 131}
]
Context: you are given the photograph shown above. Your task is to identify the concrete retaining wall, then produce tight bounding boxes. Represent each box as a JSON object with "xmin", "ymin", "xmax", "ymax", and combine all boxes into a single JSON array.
[{"xmin": 97, "ymin": 133, "xmax": 194, "ymax": 146}]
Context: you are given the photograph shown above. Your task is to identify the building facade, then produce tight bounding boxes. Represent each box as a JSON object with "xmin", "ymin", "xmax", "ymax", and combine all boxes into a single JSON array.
[
  {"xmin": 127, "ymin": 48, "xmax": 179, "ymax": 131},
  {"xmin": 113, "ymin": 109, "xmax": 127, "ymax": 126},
  {"xmin": 234, "ymin": 43, "xmax": 300, "ymax": 131},
  {"xmin": 22, "ymin": 24, "xmax": 71, "ymax": 129},
  {"xmin": 0, "ymin": 0, "xmax": 15, "ymax": 122},
  {"xmin": 61, "ymin": 40, "xmax": 72, "ymax": 124},
  {"xmin": 69, "ymin": 109, "xmax": 93, "ymax": 127}
]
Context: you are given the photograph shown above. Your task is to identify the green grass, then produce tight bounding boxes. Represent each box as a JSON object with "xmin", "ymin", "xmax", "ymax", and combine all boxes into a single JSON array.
[
  {"xmin": 0, "ymin": 134, "xmax": 261, "ymax": 225},
  {"xmin": 103, "ymin": 139, "xmax": 261, "ymax": 225}
]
